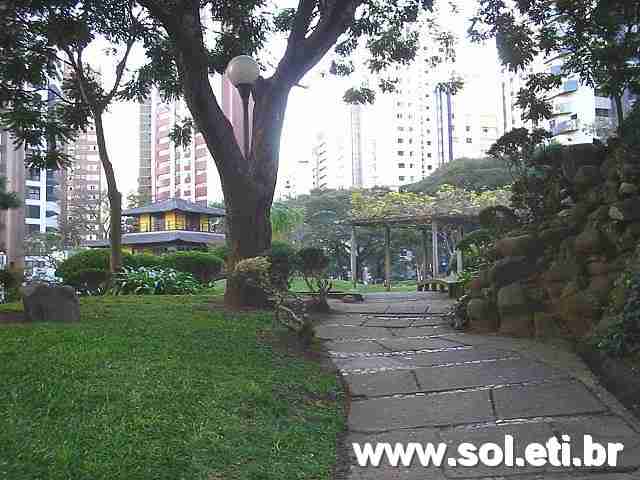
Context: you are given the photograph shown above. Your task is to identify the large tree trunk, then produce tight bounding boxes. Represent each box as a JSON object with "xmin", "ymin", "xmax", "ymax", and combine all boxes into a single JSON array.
[
  {"xmin": 614, "ymin": 94, "xmax": 624, "ymax": 136},
  {"xmin": 217, "ymin": 83, "xmax": 290, "ymax": 308},
  {"xmin": 94, "ymin": 114, "xmax": 122, "ymax": 273}
]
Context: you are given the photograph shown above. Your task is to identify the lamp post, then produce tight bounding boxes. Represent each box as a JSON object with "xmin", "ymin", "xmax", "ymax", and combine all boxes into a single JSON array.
[{"xmin": 225, "ymin": 55, "xmax": 260, "ymax": 157}]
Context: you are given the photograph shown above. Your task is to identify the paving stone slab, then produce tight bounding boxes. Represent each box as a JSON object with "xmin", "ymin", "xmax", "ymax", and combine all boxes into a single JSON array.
[
  {"xmin": 493, "ymin": 382, "xmax": 607, "ymax": 420},
  {"xmin": 363, "ymin": 318, "xmax": 416, "ymax": 327},
  {"xmin": 414, "ymin": 358, "xmax": 567, "ymax": 393},
  {"xmin": 347, "ymin": 428, "xmax": 447, "ymax": 479},
  {"xmin": 334, "ymin": 355, "xmax": 410, "ymax": 371},
  {"xmin": 326, "ymin": 340, "xmax": 389, "ymax": 354},
  {"xmin": 346, "ymin": 370, "xmax": 420, "ymax": 397},
  {"xmin": 550, "ymin": 415, "xmax": 640, "ymax": 471},
  {"xmin": 408, "ymin": 317, "xmax": 451, "ymax": 327},
  {"xmin": 349, "ymin": 390, "xmax": 494, "ymax": 432},
  {"xmin": 348, "ymin": 464, "xmax": 447, "ymax": 479},
  {"xmin": 389, "ymin": 325, "xmax": 454, "ymax": 337},
  {"xmin": 378, "ymin": 337, "xmax": 467, "ymax": 352},
  {"xmin": 402, "ymin": 347, "xmax": 519, "ymax": 368},
  {"xmin": 315, "ymin": 325, "xmax": 390, "ymax": 340},
  {"xmin": 439, "ymin": 422, "xmax": 557, "ymax": 477},
  {"xmin": 386, "ymin": 303, "xmax": 430, "ymax": 314}
]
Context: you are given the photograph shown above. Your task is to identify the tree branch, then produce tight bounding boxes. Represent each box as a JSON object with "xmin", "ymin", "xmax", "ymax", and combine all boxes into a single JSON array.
[
  {"xmin": 102, "ymin": 37, "xmax": 135, "ymax": 107},
  {"xmin": 274, "ymin": 0, "xmax": 362, "ymax": 85}
]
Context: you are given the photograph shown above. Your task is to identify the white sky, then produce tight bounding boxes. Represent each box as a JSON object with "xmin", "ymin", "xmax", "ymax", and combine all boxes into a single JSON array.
[{"xmin": 87, "ymin": 0, "xmax": 497, "ymax": 198}]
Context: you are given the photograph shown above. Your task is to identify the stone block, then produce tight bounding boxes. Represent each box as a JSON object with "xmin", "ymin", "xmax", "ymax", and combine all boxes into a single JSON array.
[
  {"xmin": 533, "ymin": 311, "xmax": 560, "ymax": 338},
  {"xmin": 610, "ymin": 198, "xmax": 640, "ymax": 221},
  {"xmin": 574, "ymin": 228, "xmax": 607, "ymax": 255},
  {"xmin": 490, "ymin": 256, "xmax": 537, "ymax": 288},
  {"xmin": 495, "ymin": 234, "xmax": 541, "ymax": 258},
  {"xmin": 22, "ymin": 284, "xmax": 80, "ymax": 322}
]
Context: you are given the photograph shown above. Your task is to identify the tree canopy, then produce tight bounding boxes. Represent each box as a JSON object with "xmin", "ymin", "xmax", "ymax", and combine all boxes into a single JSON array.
[
  {"xmin": 350, "ymin": 185, "xmax": 511, "ymax": 223},
  {"xmin": 402, "ymin": 157, "xmax": 512, "ymax": 194}
]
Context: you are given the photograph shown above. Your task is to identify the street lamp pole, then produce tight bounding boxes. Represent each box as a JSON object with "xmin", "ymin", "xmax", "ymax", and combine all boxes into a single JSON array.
[
  {"xmin": 236, "ymin": 83, "xmax": 251, "ymax": 157},
  {"xmin": 225, "ymin": 55, "xmax": 260, "ymax": 158}
]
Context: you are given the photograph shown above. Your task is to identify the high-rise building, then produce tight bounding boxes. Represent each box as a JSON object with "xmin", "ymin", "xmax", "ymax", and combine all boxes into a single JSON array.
[
  {"xmin": 498, "ymin": 55, "xmax": 618, "ymax": 143},
  {"xmin": 61, "ymin": 125, "xmax": 104, "ymax": 241},
  {"xmin": 150, "ymin": 87, "xmax": 224, "ymax": 206},
  {"xmin": 138, "ymin": 95, "xmax": 153, "ymax": 202}
]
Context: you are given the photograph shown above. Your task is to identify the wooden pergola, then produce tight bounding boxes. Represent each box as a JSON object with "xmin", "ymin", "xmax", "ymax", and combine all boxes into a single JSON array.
[{"xmin": 347, "ymin": 213, "xmax": 476, "ymax": 291}]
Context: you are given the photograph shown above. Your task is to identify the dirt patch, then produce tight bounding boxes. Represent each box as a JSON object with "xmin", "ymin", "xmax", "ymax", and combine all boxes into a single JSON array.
[{"xmin": 0, "ymin": 312, "xmax": 25, "ymax": 324}]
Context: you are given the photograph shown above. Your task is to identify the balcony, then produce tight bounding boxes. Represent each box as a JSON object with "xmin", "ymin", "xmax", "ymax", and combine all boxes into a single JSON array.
[
  {"xmin": 135, "ymin": 220, "xmax": 222, "ymax": 234},
  {"xmin": 551, "ymin": 118, "xmax": 579, "ymax": 136}
]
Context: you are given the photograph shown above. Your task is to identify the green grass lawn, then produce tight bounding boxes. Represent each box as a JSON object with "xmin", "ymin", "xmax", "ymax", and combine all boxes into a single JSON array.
[
  {"xmin": 290, "ymin": 278, "xmax": 418, "ymax": 293},
  {"xmin": 0, "ymin": 296, "xmax": 343, "ymax": 480}
]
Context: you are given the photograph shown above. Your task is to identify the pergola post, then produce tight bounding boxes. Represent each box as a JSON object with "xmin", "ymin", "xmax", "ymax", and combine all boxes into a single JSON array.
[
  {"xmin": 421, "ymin": 228, "xmax": 429, "ymax": 281},
  {"xmin": 384, "ymin": 225, "xmax": 391, "ymax": 291},
  {"xmin": 432, "ymin": 220, "xmax": 439, "ymax": 277},
  {"xmin": 456, "ymin": 226, "xmax": 464, "ymax": 275},
  {"xmin": 350, "ymin": 226, "xmax": 357, "ymax": 289}
]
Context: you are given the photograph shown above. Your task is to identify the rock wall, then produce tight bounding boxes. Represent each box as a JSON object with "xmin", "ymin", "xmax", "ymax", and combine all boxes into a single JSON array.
[{"xmin": 467, "ymin": 143, "xmax": 640, "ymax": 338}]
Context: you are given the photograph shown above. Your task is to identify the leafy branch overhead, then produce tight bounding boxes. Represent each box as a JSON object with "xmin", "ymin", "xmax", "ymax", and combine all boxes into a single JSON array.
[
  {"xmin": 350, "ymin": 185, "xmax": 512, "ymax": 222},
  {"xmin": 469, "ymin": 0, "xmax": 640, "ymax": 126}
]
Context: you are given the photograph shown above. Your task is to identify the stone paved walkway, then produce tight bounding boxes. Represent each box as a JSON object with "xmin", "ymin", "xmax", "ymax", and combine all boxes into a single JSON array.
[{"xmin": 318, "ymin": 292, "xmax": 640, "ymax": 480}]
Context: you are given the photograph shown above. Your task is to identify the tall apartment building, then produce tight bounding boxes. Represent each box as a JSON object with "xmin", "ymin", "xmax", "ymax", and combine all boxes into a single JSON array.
[
  {"xmin": 498, "ymin": 56, "xmax": 617, "ymax": 143},
  {"xmin": 151, "ymin": 87, "xmax": 224, "ymax": 206},
  {"xmin": 138, "ymin": 96, "xmax": 153, "ymax": 202},
  {"xmin": 378, "ymin": 52, "xmax": 500, "ymax": 190},
  {"xmin": 61, "ymin": 125, "xmax": 104, "ymax": 242}
]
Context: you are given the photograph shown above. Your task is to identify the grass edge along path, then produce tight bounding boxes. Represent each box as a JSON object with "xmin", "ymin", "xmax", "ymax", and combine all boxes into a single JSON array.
[{"xmin": 0, "ymin": 296, "xmax": 344, "ymax": 480}]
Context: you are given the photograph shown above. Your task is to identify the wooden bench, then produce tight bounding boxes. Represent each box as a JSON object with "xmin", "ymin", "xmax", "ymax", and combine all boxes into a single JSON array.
[{"xmin": 417, "ymin": 278, "xmax": 464, "ymax": 299}]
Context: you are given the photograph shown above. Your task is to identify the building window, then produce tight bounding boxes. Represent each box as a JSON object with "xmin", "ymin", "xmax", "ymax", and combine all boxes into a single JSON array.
[
  {"xmin": 397, "ymin": 126, "xmax": 404, "ymax": 131},
  {"xmin": 595, "ymin": 108, "xmax": 610, "ymax": 117},
  {"xmin": 27, "ymin": 186, "xmax": 40, "ymax": 200},
  {"xmin": 398, "ymin": 176, "xmax": 405, "ymax": 181},
  {"xmin": 397, "ymin": 138, "xmax": 404, "ymax": 143},
  {"xmin": 26, "ymin": 205, "xmax": 40, "ymax": 219},
  {"xmin": 398, "ymin": 163, "xmax": 405, "ymax": 168},
  {"xmin": 465, "ymin": 126, "xmax": 471, "ymax": 132},
  {"xmin": 427, "ymin": 153, "xmax": 432, "ymax": 158},
  {"xmin": 397, "ymin": 151, "xmax": 404, "ymax": 156},
  {"xmin": 483, "ymin": 127, "xmax": 489, "ymax": 134},
  {"xmin": 427, "ymin": 141, "xmax": 431, "ymax": 146},
  {"xmin": 466, "ymin": 138, "xmax": 472, "ymax": 143},
  {"xmin": 427, "ymin": 165, "xmax": 433, "ymax": 170}
]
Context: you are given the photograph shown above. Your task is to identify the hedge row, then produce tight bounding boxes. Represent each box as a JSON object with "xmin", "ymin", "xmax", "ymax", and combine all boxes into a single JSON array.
[{"xmin": 56, "ymin": 249, "xmax": 224, "ymax": 288}]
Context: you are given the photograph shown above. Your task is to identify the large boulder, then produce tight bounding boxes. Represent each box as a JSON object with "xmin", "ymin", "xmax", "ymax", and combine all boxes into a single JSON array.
[
  {"xmin": 495, "ymin": 234, "xmax": 541, "ymax": 258},
  {"xmin": 466, "ymin": 298, "xmax": 498, "ymax": 332},
  {"xmin": 609, "ymin": 198, "xmax": 640, "ymax": 222},
  {"xmin": 573, "ymin": 165, "xmax": 602, "ymax": 191},
  {"xmin": 574, "ymin": 229, "xmax": 607, "ymax": 255},
  {"xmin": 490, "ymin": 256, "xmax": 537, "ymax": 288},
  {"xmin": 22, "ymin": 284, "xmax": 80, "ymax": 322},
  {"xmin": 558, "ymin": 290, "xmax": 601, "ymax": 337},
  {"xmin": 497, "ymin": 282, "xmax": 533, "ymax": 337}
]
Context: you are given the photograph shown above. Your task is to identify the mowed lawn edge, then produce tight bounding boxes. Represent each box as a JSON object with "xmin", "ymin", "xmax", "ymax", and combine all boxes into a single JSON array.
[{"xmin": 0, "ymin": 296, "xmax": 344, "ymax": 480}]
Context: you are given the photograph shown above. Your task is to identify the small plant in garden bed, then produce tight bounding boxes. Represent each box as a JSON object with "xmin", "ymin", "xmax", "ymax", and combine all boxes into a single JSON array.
[
  {"xmin": 594, "ymin": 271, "xmax": 640, "ymax": 356},
  {"xmin": 110, "ymin": 267, "xmax": 202, "ymax": 295}
]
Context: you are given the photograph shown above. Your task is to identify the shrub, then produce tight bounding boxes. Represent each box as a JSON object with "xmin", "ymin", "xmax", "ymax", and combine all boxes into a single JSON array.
[
  {"xmin": 56, "ymin": 249, "xmax": 113, "ymax": 294},
  {"xmin": 111, "ymin": 267, "xmax": 201, "ymax": 295},
  {"xmin": 269, "ymin": 241, "xmax": 297, "ymax": 291},
  {"xmin": 0, "ymin": 269, "xmax": 21, "ymax": 302},
  {"xmin": 125, "ymin": 253, "xmax": 164, "ymax": 270},
  {"xmin": 296, "ymin": 247, "xmax": 332, "ymax": 312},
  {"xmin": 162, "ymin": 251, "xmax": 224, "ymax": 283},
  {"xmin": 66, "ymin": 268, "xmax": 110, "ymax": 295},
  {"xmin": 210, "ymin": 244, "xmax": 229, "ymax": 262}
]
